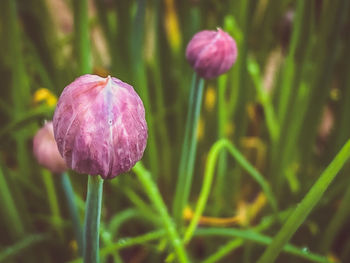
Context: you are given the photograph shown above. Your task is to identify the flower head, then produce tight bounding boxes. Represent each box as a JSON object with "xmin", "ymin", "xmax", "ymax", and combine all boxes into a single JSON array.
[
  {"xmin": 33, "ymin": 121, "xmax": 67, "ymax": 174},
  {"xmin": 53, "ymin": 74, "xmax": 148, "ymax": 179},
  {"xmin": 186, "ymin": 28, "xmax": 237, "ymax": 79}
]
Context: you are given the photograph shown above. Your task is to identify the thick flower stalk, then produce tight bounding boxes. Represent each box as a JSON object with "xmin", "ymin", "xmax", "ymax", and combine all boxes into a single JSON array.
[
  {"xmin": 53, "ymin": 74, "xmax": 148, "ymax": 179},
  {"xmin": 173, "ymin": 28, "xmax": 237, "ymax": 226},
  {"xmin": 53, "ymin": 74, "xmax": 148, "ymax": 263}
]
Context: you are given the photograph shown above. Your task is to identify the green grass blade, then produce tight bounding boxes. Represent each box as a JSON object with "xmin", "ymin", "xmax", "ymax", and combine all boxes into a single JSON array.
[
  {"xmin": 69, "ymin": 230, "xmax": 166, "ymax": 263},
  {"xmin": 183, "ymin": 138, "xmax": 277, "ymax": 244},
  {"xmin": 0, "ymin": 167, "xmax": 25, "ymax": 239},
  {"xmin": 173, "ymin": 73, "xmax": 204, "ymax": 226},
  {"xmin": 133, "ymin": 162, "xmax": 189, "ymax": 263},
  {"xmin": 73, "ymin": 0, "xmax": 91, "ymax": 74},
  {"xmin": 247, "ymin": 56, "xmax": 279, "ymax": 142},
  {"xmin": 257, "ymin": 139, "xmax": 350, "ymax": 263},
  {"xmin": 319, "ymin": 181, "xmax": 350, "ymax": 252},
  {"xmin": 60, "ymin": 173, "xmax": 83, "ymax": 255},
  {"xmin": 0, "ymin": 233, "xmax": 48, "ymax": 262},
  {"xmin": 196, "ymin": 228, "xmax": 330, "ymax": 263},
  {"xmin": 203, "ymin": 239, "xmax": 244, "ymax": 263},
  {"xmin": 42, "ymin": 170, "xmax": 62, "ymax": 238}
]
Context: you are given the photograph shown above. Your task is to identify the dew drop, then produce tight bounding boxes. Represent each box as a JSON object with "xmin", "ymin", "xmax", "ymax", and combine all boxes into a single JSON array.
[
  {"xmin": 118, "ymin": 238, "xmax": 127, "ymax": 245},
  {"xmin": 301, "ymin": 247, "xmax": 309, "ymax": 253}
]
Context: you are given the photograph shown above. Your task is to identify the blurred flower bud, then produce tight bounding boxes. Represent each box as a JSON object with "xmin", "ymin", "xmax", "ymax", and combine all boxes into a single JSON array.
[
  {"xmin": 279, "ymin": 9, "xmax": 294, "ymax": 51},
  {"xmin": 33, "ymin": 121, "xmax": 67, "ymax": 174},
  {"xmin": 53, "ymin": 75, "xmax": 148, "ymax": 179},
  {"xmin": 186, "ymin": 28, "xmax": 237, "ymax": 79}
]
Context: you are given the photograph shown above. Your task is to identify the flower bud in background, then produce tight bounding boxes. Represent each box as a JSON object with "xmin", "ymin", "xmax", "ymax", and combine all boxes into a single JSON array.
[
  {"xmin": 53, "ymin": 74, "xmax": 148, "ymax": 179},
  {"xmin": 186, "ymin": 28, "xmax": 237, "ymax": 79},
  {"xmin": 33, "ymin": 121, "xmax": 67, "ymax": 174}
]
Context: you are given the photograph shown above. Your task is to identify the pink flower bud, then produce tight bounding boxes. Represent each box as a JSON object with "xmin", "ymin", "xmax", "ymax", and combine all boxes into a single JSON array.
[
  {"xmin": 186, "ymin": 28, "xmax": 237, "ymax": 79},
  {"xmin": 33, "ymin": 121, "xmax": 68, "ymax": 174},
  {"xmin": 53, "ymin": 74, "xmax": 148, "ymax": 179}
]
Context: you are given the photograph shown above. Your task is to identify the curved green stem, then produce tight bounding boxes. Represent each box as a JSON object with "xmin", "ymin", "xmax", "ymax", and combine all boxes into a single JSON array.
[
  {"xmin": 83, "ymin": 176, "xmax": 104, "ymax": 263},
  {"xmin": 61, "ymin": 173, "xmax": 83, "ymax": 255},
  {"xmin": 257, "ymin": 139, "xmax": 350, "ymax": 263},
  {"xmin": 183, "ymin": 138, "xmax": 277, "ymax": 244},
  {"xmin": 173, "ymin": 73, "xmax": 204, "ymax": 226},
  {"xmin": 133, "ymin": 162, "xmax": 189, "ymax": 263}
]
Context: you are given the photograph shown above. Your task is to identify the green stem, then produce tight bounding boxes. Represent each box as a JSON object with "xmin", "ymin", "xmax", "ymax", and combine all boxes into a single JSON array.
[
  {"xmin": 299, "ymin": 0, "xmax": 349, "ymax": 165},
  {"xmin": 42, "ymin": 170, "xmax": 62, "ymax": 238},
  {"xmin": 274, "ymin": 81, "xmax": 311, "ymax": 194},
  {"xmin": 203, "ymin": 239, "xmax": 243, "ymax": 263},
  {"xmin": 213, "ymin": 75, "xmax": 228, "ymax": 213},
  {"xmin": 0, "ymin": 167, "xmax": 25, "ymax": 239},
  {"xmin": 257, "ymin": 139, "xmax": 350, "ymax": 263},
  {"xmin": 133, "ymin": 163, "xmax": 189, "ymax": 263},
  {"xmin": 319, "ymin": 179, "xmax": 350, "ymax": 252},
  {"xmin": 183, "ymin": 139, "xmax": 277, "ymax": 244},
  {"xmin": 73, "ymin": 0, "xmax": 91, "ymax": 74},
  {"xmin": 173, "ymin": 73, "xmax": 204, "ymax": 226},
  {"xmin": 247, "ymin": 56, "xmax": 279, "ymax": 142},
  {"xmin": 122, "ymin": 188, "xmax": 159, "ymax": 221},
  {"xmin": 196, "ymin": 228, "xmax": 330, "ymax": 263},
  {"xmin": 131, "ymin": 0, "xmax": 159, "ymax": 178},
  {"xmin": 69, "ymin": 230, "xmax": 166, "ymax": 263},
  {"xmin": 202, "ymin": 208, "xmax": 294, "ymax": 263},
  {"xmin": 341, "ymin": 239, "xmax": 350, "ymax": 261},
  {"xmin": 231, "ymin": 0, "xmax": 254, "ymax": 142},
  {"xmin": 83, "ymin": 176, "xmax": 104, "ymax": 263},
  {"xmin": 0, "ymin": 105, "xmax": 54, "ymax": 140},
  {"xmin": 106, "ymin": 208, "xmax": 149, "ymax": 262},
  {"xmin": 108, "ymin": 209, "xmax": 142, "ymax": 238},
  {"xmin": 0, "ymin": 233, "xmax": 48, "ymax": 262},
  {"xmin": 4, "ymin": 0, "xmax": 31, "ymax": 184},
  {"xmin": 61, "ymin": 172, "xmax": 83, "ymax": 256},
  {"xmin": 101, "ymin": 230, "xmax": 165, "ymax": 256},
  {"xmin": 276, "ymin": 0, "xmax": 305, "ymax": 125}
]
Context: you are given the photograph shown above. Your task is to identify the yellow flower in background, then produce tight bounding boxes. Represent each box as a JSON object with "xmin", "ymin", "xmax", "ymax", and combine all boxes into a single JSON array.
[
  {"xmin": 33, "ymin": 88, "xmax": 57, "ymax": 107},
  {"xmin": 225, "ymin": 122, "xmax": 235, "ymax": 137},
  {"xmin": 327, "ymin": 253, "xmax": 340, "ymax": 263},
  {"xmin": 197, "ymin": 117, "xmax": 205, "ymax": 141},
  {"xmin": 237, "ymin": 192, "xmax": 267, "ymax": 226},
  {"xmin": 330, "ymin": 88, "xmax": 340, "ymax": 101},
  {"xmin": 164, "ymin": 0, "xmax": 182, "ymax": 55},
  {"xmin": 204, "ymin": 86, "xmax": 216, "ymax": 112},
  {"xmin": 183, "ymin": 193, "xmax": 267, "ymax": 227},
  {"xmin": 241, "ymin": 137, "xmax": 266, "ymax": 170}
]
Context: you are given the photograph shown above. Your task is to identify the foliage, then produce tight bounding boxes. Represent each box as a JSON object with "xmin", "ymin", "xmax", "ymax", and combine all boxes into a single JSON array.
[{"xmin": 0, "ymin": 0, "xmax": 350, "ymax": 262}]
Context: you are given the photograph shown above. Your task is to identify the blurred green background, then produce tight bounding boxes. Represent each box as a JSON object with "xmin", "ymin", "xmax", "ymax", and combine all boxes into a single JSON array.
[{"xmin": 0, "ymin": 0, "xmax": 350, "ymax": 262}]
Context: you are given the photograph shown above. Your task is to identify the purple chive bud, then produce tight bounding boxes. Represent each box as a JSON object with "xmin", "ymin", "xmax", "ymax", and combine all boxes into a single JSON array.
[
  {"xmin": 53, "ymin": 74, "xmax": 148, "ymax": 179},
  {"xmin": 33, "ymin": 121, "xmax": 68, "ymax": 174},
  {"xmin": 186, "ymin": 28, "xmax": 237, "ymax": 79}
]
